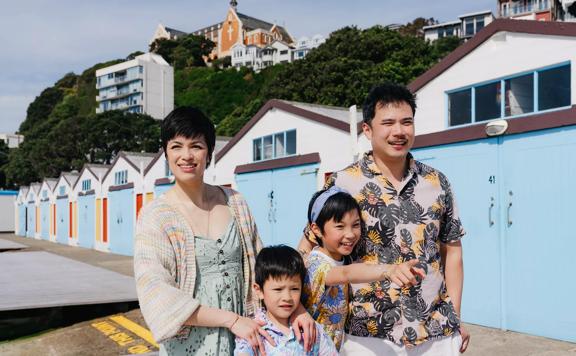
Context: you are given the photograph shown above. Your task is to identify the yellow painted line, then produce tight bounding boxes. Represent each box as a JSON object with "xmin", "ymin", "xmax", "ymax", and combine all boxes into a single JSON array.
[{"xmin": 109, "ymin": 315, "xmax": 159, "ymax": 348}]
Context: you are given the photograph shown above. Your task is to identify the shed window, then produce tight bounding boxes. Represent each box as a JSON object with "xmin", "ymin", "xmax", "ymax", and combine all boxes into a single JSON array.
[
  {"xmin": 447, "ymin": 63, "xmax": 571, "ymax": 127},
  {"xmin": 449, "ymin": 89, "xmax": 472, "ymax": 126},
  {"xmin": 253, "ymin": 129, "xmax": 297, "ymax": 162},
  {"xmin": 505, "ymin": 74, "xmax": 534, "ymax": 117},
  {"xmin": 115, "ymin": 170, "xmax": 128, "ymax": 185},
  {"xmin": 538, "ymin": 65, "xmax": 571, "ymax": 111},
  {"xmin": 82, "ymin": 179, "xmax": 92, "ymax": 191},
  {"xmin": 59, "ymin": 186, "xmax": 66, "ymax": 196},
  {"xmin": 475, "ymin": 82, "xmax": 501, "ymax": 122}
]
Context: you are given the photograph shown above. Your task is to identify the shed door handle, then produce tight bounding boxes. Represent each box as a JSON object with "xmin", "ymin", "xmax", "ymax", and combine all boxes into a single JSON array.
[
  {"xmin": 507, "ymin": 190, "xmax": 513, "ymax": 227},
  {"xmin": 488, "ymin": 197, "xmax": 495, "ymax": 227}
]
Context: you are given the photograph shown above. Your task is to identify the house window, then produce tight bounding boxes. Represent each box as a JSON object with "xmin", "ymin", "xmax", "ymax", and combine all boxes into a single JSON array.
[
  {"xmin": 253, "ymin": 129, "xmax": 297, "ymax": 162},
  {"xmin": 280, "ymin": 50, "xmax": 288, "ymax": 55},
  {"xmin": 447, "ymin": 63, "xmax": 571, "ymax": 127},
  {"xmin": 476, "ymin": 16, "xmax": 485, "ymax": 32},
  {"xmin": 465, "ymin": 19, "xmax": 474, "ymax": 36},
  {"xmin": 108, "ymin": 73, "xmax": 113, "ymax": 79},
  {"xmin": 42, "ymin": 190, "xmax": 48, "ymax": 199},
  {"xmin": 82, "ymin": 179, "xmax": 91, "ymax": 191},
  {"xmin": 59, "ymin": 186, "xmax": 66, "ymax": 196},
  {"xmin": 114, "ymin": 170, "xmax": 128, "ymax": 185}
]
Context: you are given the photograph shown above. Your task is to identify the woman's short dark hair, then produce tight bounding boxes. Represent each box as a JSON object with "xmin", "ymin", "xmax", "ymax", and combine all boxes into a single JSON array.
[
  {"xmin": 307, "ymin": 190, "xmax": 362, "ymax": 247},
  {"xmin": 362, "ymin": 83, "xmax": 417, "ymax": 125},
  {"xmin": 161, "ymin": 107, "xmax": 216, "ymax": 166},
  {"xmin": 255, "ymin": 245, "xmax": 306, "ymax": 288}
]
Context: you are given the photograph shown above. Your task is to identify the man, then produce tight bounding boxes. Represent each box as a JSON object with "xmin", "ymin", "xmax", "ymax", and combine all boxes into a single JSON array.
[{"xmin": 298, "ymin": 83, "xmax": 470, "ymax": 355}]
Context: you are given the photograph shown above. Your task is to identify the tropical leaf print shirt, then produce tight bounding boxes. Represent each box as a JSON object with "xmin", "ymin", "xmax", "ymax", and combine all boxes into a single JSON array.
[
  {"xmin": 310, "ymin": 151, "xmax": 465, "ymax": 347},
  {"xmin": 302, "ymin": 247, "xmax": 348, "ymax": 350}
]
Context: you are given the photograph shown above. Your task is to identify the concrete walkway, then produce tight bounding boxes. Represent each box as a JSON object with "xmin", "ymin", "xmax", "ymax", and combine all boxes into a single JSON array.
[{"xmin": 2, "ymin": 234, "xmax": 575, "ymax": 355}]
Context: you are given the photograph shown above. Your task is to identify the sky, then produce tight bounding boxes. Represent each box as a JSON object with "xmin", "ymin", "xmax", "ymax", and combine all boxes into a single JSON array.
[{"xmin": 0, "ymin": 0, "xmax": 495, "ymax": 134}]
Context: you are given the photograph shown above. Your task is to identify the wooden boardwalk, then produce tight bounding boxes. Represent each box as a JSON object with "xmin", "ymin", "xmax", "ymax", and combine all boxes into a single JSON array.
[{"xmin": 0, "ymin": 250, "xmax": 137, "ymax": 311}]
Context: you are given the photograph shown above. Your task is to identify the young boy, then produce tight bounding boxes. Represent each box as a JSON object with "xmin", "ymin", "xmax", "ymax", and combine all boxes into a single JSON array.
[{"xmin": 234, "ymin": 245, "xmax": 338, "ymax": 356}]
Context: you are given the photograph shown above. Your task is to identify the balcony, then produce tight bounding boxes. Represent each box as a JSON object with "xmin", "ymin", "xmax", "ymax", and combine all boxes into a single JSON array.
[
  {"xmin": 96, "ymin": 72, "xmax": 143, "ymax": 89},
  {"xmin": 501, "ymin": 0, "xmax": 550, "ymax": 17}
]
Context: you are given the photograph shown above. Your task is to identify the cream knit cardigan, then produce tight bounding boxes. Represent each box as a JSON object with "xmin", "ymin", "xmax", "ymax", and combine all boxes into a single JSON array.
[{"xmin": 133, "ymin": 187, "xmax": 263, "ymax": 342}]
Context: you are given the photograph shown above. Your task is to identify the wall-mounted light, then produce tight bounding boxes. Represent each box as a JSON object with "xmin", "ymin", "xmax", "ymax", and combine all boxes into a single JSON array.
[{"xmin": 485, "ymin": 119, "xmax": 509, "ymax": 137}]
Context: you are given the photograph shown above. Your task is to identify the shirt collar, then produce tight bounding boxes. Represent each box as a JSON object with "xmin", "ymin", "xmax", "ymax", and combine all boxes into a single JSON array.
[
  {"xmin": 361, "ymin": 150, "xmax": 419, "ymax": 178},
  {"xmin": 256, "ymin": 309, "xmax": 297, "ymax": 342}
]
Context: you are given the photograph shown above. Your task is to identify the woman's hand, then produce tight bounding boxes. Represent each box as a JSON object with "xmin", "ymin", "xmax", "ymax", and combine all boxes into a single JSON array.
[
  {"xmin": 229, "ymin": 315, "xmax": 275, "ymax": 356},
  {"xmin": 290, "ymin": 305, "xmax": 317, "ymax": 352}
]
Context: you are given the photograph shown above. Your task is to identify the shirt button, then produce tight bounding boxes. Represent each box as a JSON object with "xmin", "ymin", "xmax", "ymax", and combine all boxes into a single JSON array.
[
  {"xmin": 224, "ymin": 272, "xmax": 229, "ymax": 277},
  {"xmin": 221, "ymin": 260, "xmax": 226, "ymax": 265},
  {"xmin": 217, "ymin": 239, "xmax": 222, "ymax": 243},
  {"xmin": 219, "ymin": 250, "xmax": 224, "ymax": 254},
  {"xmin": 227, "ymin": 297, "xmax": 231, "ymax": 302},
  {"xmin": 226, "ymin": 284, "xmax": 230, "ymax": 289}
]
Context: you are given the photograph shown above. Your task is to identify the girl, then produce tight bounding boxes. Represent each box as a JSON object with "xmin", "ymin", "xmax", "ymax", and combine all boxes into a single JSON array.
[{"xmin": 302, "ymin": 186, "xmax": 425, "ymax": 351}]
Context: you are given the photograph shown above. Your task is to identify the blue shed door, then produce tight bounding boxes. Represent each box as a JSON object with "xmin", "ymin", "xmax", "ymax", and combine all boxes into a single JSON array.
[
  {"xmin": 108, "ymin": 188, "xmax": 134, "ymax": 256},
  {"xmin": 40, "ymin": 201, "xmax": 50, "ymax": 240},
  {"xmin": 500, "ymin": 127, "xmax": 576, "ymax": 342},
  {"xmin": 272, "ymin": 165, "xmax": 319, "ymax": 248},
  {"xmin": 236, "ymin": 170, "xmax": 274, "ymax": 246},
  {"xmin": 19, "ymin": 204, "xmax": 27, "ymax": 236},
  {"xmin": 414, "ymin": 138, "xmax": 502, "ymax": 329},
  {"xmin": 27, "ymin": 203, "xmax": 35, "ymax": 238},
  {"xmin": 77, "ymin": 195, "xmax": 95, "ymax": 249},
  {"xmin": 56, "ymin": 199, "xmax": 69, "ymax": 244},
  {"xmin": 236, "ymin": 163, "xmax": 318, "ymax": 247}
]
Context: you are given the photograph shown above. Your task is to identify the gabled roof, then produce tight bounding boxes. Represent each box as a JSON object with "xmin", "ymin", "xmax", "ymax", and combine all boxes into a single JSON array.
[
  {"xmin": 409, "ymin": 19, "xmax": 576, "ymax": 93},
  {"xmin": 165, "ymin": 26, "xmax": 188, "ymax": 38},
  {"xmin": 19, "ymin": 186, "xmax": 29, "ymax": 198},
  {"xmin": 28, "ymin": 183, "xmax": 41, "ymax": 195},
  {"xmin": 215, "ymin": 99, "xmax": 362, "ymax": 163},
  {"xmin": 59, "ymin": 172, "xmax": 80, "ymax": 187},
  {"xmin": 72, "ymin": 164, "xmax": 111, "ymax": 190},
  {"xmin": 103, "ymin": 151, "xmax": 157, "ymax": 182},
  {"xmin": 42, "ymin": 178, "xmax": 58, "ymax": 192},
  {"xmin": 237, "ymin": 12, "xmax": 274, "ymax": 31}
]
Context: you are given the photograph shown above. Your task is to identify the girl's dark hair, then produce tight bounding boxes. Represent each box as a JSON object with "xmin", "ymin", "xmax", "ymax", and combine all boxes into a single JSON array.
[
  {"xmin": 255, "ymin": 245, "xmax": 306, "ymax": 288},
  {"xmin": 161, "ymin": 107, "xmax": 216, "ymax": 166},
  {"xmin": 307, "ymin": 189, "xmax": 362, "ymax": 247}
]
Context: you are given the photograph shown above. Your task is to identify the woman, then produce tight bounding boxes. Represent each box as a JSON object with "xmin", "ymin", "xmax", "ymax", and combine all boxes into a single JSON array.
[{"xmin": 134, "ymin": 107, "xmax": 314, "ymax": 355}]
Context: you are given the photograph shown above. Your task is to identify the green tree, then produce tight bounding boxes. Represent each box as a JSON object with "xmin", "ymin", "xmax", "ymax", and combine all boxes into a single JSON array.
[
  {"xmin": 82, "ymin": 111, "xmax": 161, "ymax": 165},
  {"xmin": 150, "ymin": 34, "xmax": 215, "ymax": 70},
  {"xmin": 399, "ymin": 17, "xmax": 438, "ymax": 38}
]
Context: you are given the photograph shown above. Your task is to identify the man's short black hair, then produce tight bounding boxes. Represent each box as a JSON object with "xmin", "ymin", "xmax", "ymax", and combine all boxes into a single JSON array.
[
  {"xmin": 362, "ymin": 83, "xmax": 417, "ymax": 125},
  {"xmin": 307, "ymin": 190, "xmax": 362, "ymax": 247},
  {"xmin": 161, "ymin": 106, "xmax": 216, "ymax": 166},
  {"xmin": 255, "ymin": 245, "xmax": 306, "ymax": 288}
]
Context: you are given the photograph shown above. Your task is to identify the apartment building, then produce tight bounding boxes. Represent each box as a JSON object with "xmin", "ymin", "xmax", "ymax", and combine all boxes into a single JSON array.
[{"xmin": 95, "ymin": 53, "xmax": 173, "ymax": 120}]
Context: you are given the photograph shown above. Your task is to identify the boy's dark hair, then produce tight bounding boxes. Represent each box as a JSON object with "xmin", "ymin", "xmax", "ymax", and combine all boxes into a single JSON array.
[
  {"xmin": 161, "ymin": 106, "xmax": 216, "ymax": 166},
  {"xmin": 362, "ymin": 83, "xmax": 417, "ymax": 125},
  {"xmin": 307, "ymin": 190, "xmax": 362, "ymax": 247},
  {"xmin": 255, "ymin": 245, "xmax": 306, "ymax": 288}
]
